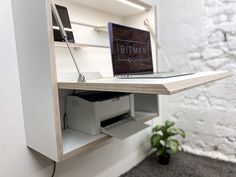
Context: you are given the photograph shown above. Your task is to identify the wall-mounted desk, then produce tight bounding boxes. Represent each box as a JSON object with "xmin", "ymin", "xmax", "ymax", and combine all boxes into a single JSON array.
[
  {"xmin": 58, "ymin": 71, "xmax": 232, "ymax": 95},
  {"xmin": 12, "ymin": 0, "xmax": 233, "ymax": 162}
]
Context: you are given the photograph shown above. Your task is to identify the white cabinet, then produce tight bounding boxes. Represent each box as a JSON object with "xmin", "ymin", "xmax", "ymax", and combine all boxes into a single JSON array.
[{"xmin": 11, "ymin": 0, "xmax": 231, "ymax": 162}]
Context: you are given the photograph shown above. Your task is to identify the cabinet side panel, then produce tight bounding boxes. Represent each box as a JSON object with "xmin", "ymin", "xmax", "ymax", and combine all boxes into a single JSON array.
[
  {"xmin": 11, "ymin": 0, "xmax": 60, "ymax": 161},
  {"xmin": 134, "ymin": 94, "xmax": 159, "ymax": 115}
]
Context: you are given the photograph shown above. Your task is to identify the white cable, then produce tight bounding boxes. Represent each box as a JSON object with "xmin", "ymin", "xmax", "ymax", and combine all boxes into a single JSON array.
[
  {"xmin": 159, "ymin": 49, "xmax": 172, "ymax": 72},
  {"xmin": 144, "ymin": 19, "xmax": 173, "ymax": 72}
]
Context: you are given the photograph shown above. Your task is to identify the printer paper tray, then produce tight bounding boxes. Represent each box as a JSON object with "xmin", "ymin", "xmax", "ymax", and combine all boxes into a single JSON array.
[{"xmin": 101, "ymin": 119, "xmax": 149, "ymax": 140}]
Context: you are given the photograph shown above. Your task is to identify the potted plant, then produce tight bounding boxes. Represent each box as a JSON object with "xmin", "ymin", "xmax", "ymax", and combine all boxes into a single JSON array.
[{"xmin": 151, "ymin": 120, "xmax": 185, "ymax": 165}]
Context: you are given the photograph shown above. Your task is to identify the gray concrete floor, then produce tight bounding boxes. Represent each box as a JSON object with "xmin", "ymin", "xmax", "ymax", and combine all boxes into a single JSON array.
[{"xmin": 120, "ymin": 152, "xmax": 236, "ymax": 177}]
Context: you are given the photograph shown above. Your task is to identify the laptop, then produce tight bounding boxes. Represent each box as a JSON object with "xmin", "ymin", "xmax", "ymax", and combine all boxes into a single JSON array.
[{"xmin": 108, "ymin": 22, "xmax": 194, "ymax": 79}]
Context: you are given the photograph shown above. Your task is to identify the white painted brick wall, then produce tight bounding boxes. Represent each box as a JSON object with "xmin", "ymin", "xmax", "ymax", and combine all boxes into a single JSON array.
[{"xmin": 159, "ymin": 0, "xmax": 236, "ymax": 162}]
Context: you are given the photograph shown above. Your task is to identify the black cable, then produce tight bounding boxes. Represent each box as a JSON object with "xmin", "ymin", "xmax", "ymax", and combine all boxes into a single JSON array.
[
  {"xmin": 51, "ymin": 161, "xmax": 56, "ymax": 177},
  {"xmin": 63, "ymin": 112, "xmax": 67, "ymax": 129}
]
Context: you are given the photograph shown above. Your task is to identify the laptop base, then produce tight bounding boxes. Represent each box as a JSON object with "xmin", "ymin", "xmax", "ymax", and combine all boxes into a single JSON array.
[{"xmin": 116, "ymin": 72, "xmax": 195, "ymax": 79}]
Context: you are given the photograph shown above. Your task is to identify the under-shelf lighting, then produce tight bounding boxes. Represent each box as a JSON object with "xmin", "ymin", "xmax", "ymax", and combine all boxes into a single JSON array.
[{"xmin": 118, "ymin": 0, "xmax": 147, "ymax": 11}]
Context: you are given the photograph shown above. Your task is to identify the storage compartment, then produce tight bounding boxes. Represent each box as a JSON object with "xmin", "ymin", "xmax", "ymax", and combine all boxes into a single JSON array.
[{"xmin": 66, "ymin": 91, "xmax": 151, "ymax": 139}]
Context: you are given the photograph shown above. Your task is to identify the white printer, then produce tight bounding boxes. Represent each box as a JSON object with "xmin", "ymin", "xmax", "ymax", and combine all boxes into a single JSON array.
[{"xmin": 66, "ymin": 92, "xmax": 149, "ymax": 139}]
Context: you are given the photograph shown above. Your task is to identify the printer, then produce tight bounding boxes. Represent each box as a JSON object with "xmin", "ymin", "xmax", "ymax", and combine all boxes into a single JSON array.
[{"xmin": 66, "ymin": 91, "xmax": 149, "ymax": 139}]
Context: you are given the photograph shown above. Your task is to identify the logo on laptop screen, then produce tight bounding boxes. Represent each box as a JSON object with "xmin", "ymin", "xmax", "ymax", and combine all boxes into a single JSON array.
[{"xmin": 116, "ymin": 39, "xmax": 150, "ymax": 63}]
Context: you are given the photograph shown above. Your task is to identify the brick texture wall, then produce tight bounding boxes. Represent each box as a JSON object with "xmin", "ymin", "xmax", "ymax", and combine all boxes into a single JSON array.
[{"xmin": 160, "ymin": 0, "xmax": 236, "ymax": 162}]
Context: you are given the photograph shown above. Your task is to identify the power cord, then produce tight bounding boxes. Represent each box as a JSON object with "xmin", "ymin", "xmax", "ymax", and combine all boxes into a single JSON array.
[
  {"xmin": 72, "ymin": 90, "xmax": 76, "ymax": 95},
  {"xmin": 63, "ymin": 112, "xmax": 67, "ymax": 129},
  {"xmin": 144, "ymin": 19, "xmax": 173, "ymax": 72},
  {"xmin": 63, "ymin": 89, "xmax": 76, "ymax": 130},
  {"xmin": 51, "ymin": 161, "xmax": 57, "ymax": 177}
]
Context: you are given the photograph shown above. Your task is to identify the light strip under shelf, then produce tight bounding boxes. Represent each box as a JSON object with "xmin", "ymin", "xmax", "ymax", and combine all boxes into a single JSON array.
[{"xmin": 117, "ymin": 0, "xmax": 148, "ymax": 10}]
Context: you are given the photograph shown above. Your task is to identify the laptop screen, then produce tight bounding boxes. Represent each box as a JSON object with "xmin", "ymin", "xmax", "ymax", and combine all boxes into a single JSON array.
[{"xmin": 108, "ymin": 23, "xmax": 153, "ymax": 76}]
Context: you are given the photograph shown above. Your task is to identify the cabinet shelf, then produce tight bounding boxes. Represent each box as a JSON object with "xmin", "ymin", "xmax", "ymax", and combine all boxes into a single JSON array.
[
  {"xmin": 70, "ymin": 21, "xmax": 108, "ymax": 33},
  {"xmin": 62, "ymin": 129, "xmax": 109, "ymax": 160},
  {"xmin": 54, "ymin": 42, "xmax": 110, "ymax": 49},
  {"xmin": 62, "ymin": 111, "xmax": 157, "ymax": 160},
  {"xmin": 134, "ymin": 111, "xmax": 157, "ymax": 122}
]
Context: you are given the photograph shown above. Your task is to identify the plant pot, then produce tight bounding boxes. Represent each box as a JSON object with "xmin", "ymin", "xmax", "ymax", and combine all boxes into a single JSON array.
[{"xmin": 158, "ymin": 153, "xmax": 170, "ymax": 165}]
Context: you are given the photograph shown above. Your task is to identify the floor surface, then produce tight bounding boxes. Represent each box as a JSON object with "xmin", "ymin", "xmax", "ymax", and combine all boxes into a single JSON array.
[{"xmin": 120, "ymin": 152, "xmax": 236, "ymax": 177}]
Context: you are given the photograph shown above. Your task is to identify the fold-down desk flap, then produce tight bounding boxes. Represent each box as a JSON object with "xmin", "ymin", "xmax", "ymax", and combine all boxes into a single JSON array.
[
  {"xmin": 58, "ymin": 71, "xmax": 232, "ymax": 95},
  {"xmin": 101, "ymin": 119, "xmax": 149, "ymax": 140}
]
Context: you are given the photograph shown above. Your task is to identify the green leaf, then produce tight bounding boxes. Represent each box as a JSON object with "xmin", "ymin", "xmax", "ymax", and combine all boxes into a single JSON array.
[
  {"xmin": 151, "ymin": 134, "xmax": 162, "ymax": 147},
  {"xmin": 168, "ymin": 128, "xmax": 185, "ymax": 138},
  {"xmin": 152, "ymin": 125, "xmax": 163, "ymax": 132},
  {"xmin": 166, "ymin": 139, "xmax": 180, "ymax": 154},
  {"xmin": 165, "ymin": 120, "xmax": 175, "ymax": 128},
  {"xmin": 156, "ymin": 148, "xmax": 165, "ymax": 156}
]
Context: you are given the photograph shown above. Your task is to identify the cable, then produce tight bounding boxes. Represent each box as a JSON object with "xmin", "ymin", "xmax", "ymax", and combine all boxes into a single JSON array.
[
  {"xmin": 51, "ymin": 161, "xmax": 56, "ymax": 177},
  {"xmin": 63, "ymin": 112, "xmax": 67, "ymax": 129},
  {"xmin": 63, "ymin": 89, "xmax": 78, "ymax": 130},
  {"xmin": 72, "ymin": 90, "xmax": 76, "ymax": 95},
  {"xmin": 144, "ymin": 19, "xmax": 173, "ymax": 72}
]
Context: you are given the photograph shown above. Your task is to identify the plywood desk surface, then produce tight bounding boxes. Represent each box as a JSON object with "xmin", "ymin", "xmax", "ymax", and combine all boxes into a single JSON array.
[{"xmin": 58, "ymin": 71, "xmax": 232, "ymax": 95}]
